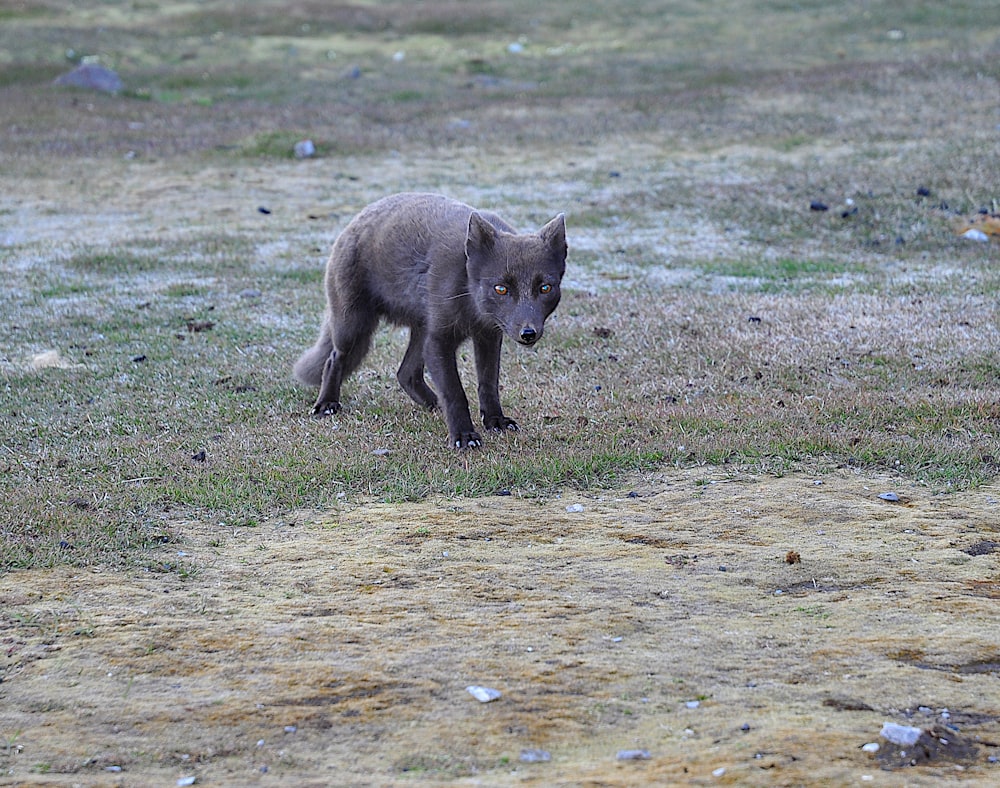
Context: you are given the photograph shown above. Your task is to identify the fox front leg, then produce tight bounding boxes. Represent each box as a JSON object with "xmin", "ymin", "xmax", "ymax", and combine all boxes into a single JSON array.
[
  {"xmin": 473, "ymin": 332, "xmax": 518, "ymax": 433},
  {"xmin": 425, "ymin": 333, "xmax": 482, "ymax": 449}
]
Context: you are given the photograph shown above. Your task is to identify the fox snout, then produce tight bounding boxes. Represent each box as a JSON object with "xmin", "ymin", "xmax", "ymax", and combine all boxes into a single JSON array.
[{"xmin": 517, "ymin": 325, "xmax": 539, "ymax": 345}]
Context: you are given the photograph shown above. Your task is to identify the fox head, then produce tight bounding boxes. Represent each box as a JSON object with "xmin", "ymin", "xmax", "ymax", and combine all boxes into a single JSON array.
[{"xmin": 465, "ymin": 211, "xmax": 567, "ymax": 346}]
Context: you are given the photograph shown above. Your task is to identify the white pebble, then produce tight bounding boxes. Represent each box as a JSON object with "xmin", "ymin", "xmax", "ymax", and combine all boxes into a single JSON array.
[
  {"xmin": 293, "ymin": 139, "xmax": 315, "ymax": 159},
  {"xmin": 177, "ymin": 778, "xmax": 196, "ymax": 787},
  {"xmin": 565, "ymin": 503, "xmax": 585, "ymax": 513},
  {"xmin": 861, "ymin": 742, "xmax": 880, "ymax": 753},
  {"xmin": 466, "ymin": 685, "xmax": 502, "ymax": 702},
  {"xmin": 712, "ymin": 767, "xmax": 726, "ymax": 777},
  {"xmin": 881, "ymin": 722, "xmax": 922, "ymax": 746},
  {"xmin": 686, "ymin": 700, "xmax": 700, "ymax": 709},
  {"xmin": 616, "ymin": 749, "xmax": 651, "ymax": 761},
  {"xmin": 961, "ymin": 228, "xmax": 989, "ymax": 242}
]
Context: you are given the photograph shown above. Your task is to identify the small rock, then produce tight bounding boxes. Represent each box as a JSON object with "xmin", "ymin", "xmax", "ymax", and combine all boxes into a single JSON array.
[
  {"xmin": 53, "ymin": 63, "xmax": 124, "ymax": 93},
  {"xmin": 565, "ymin": 503, "xmax": 585, "ymax": 513},
  {"xmin": 740, "ymin": 723, "xmax": 751, "ymax": 732},
  {"xmin": 880, "ymin": 722, "xmax": 922, "ymax": 747},
  {"xmin": 177, "ymin": 778, "xmax": 196, "ymax": 788},
  {"xmin": 810, "ymin": 201, "xmax": 829, "ymax": 212},
  {"xmin": 294, "ymin": 139, "xmax": 316, "ymax": 159},
  {"xmin": 519, "ymin": 748, "xmax": 551, "ymax": 763},
  {"xmin": 507, "ymin": 42, "xmax": 524, "ymax": 54},
  {"xmin": 616, "ymin": 749, "xmax": 651, "ymax": 761},
  {"xmin": 685, "ymin": 700, "xmax": 700, "ymax": 709},
  {"xmin": 284, "ymin": 725, "xmax": 297, "ymax": 733},
  {"xmin": 239, "ymin": 288, "xmax": 263, "ymax": 299},
  {"xmin": 466, "ymin": 685, "xmax": 501, "ymax": 703},
  {"xmin": 712, "ymin": 767, "xmax": 726, "ymax": 777},
  {"xmin": 371, "ymin": 448, "xmax": 391, "ymax": 456},
  {"xmin": 878, "ymin": 492, "xmax": 900, "ymax": 502},
  {"xmin": 961, "ymin": 228, "xmax": 989, "ymax": 243},
  {"xmin": 861, "ymin": 742, "xmax": 880, "ymax": 753}
]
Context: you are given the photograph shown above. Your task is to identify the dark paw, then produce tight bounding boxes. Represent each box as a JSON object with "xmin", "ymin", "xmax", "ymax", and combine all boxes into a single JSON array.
[
  {"xmin": 452, "ymin": 430, "xmax": 483, "ymax": 449},
  {"xmin": 484, "ymin": 415, "xmax": 519, "ymax": 432},
  {"xmin": 311, "ymin": 400, "xmax": 341, "ymax": 417}
]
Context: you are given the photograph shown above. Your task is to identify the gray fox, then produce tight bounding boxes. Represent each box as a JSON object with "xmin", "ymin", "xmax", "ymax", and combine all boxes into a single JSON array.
[{"xmin": 294, "ymin": 193, "xmax": 567, "ymax": 448}]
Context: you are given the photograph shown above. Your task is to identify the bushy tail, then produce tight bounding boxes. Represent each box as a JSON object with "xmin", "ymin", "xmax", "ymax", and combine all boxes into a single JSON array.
[{"xmin": 293, "ymin": 323, "xmax": 332, "ymax": 386}]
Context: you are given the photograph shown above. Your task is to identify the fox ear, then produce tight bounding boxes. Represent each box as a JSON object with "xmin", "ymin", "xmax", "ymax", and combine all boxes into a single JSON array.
[
  {"xmin": 466, "ymin": 211, "xmax": 497, "ymax": 257},
  {"xmin": 539, "ymin": 213, "xmax": 567, "ymax": 258}
]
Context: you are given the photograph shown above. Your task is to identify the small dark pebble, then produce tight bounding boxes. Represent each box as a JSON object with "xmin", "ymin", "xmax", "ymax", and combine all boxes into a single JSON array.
[
  {"xmin": 131, "ymin": 354, "xmax": 146, "ymax": 363},
  {"xmin": 608, "ymin": 170, "xmax": 621, "ymax": 178},
  {"xmin": 810, "ymin": 201, "xmax": 829, "ymax": 212},
  {"xmin": 257, "ymin": 206, "xmax": 272, "ymax": 215},
  {"xmin": 916, "ymin": 186, "xmax": 931, "ymax": 197},
  {"xmin": 627, "ymin": 491, "xmax": 639, "ymax": 498},
  {"xmin": 747, "ymin": 315, "xmax": 762, "ymax": 323},
  {"xmin": 741, "ymin": 723, "xmax": 751, "ymax": 732},
  {"xmin": 59, "ymin": 540, "xmax": 73, "ymax": 550},
  {"xmin": 841, "ymin": 207, "xmax": 858, "ymax": 218},
  {"xmin": 718, "ymin": 565, "xmax": 727, "ymax": 572},
  {"xmin": 594, "ymin": 385, "xmax": 602, "ymax": 392},
  {"xmin": 191, "ymin": 450, "xmax": 207, "ymax": 462},
  {"xmin": 497, "ymin": 489, "xmax": 512, "ymax": 496},
  {"xmin": 963, "ymin": 540, "xmax": 997, "ymax": 556}
]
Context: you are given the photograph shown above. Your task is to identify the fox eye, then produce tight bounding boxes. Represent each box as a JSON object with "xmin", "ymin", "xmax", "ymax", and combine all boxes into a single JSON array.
[
  {"xmin": 494, "ymin": 284, "xmax": 508, "ymax": 296},
  {"xmin": 539, "ymin": 283, "xmax": 552, "ymax": 294}
]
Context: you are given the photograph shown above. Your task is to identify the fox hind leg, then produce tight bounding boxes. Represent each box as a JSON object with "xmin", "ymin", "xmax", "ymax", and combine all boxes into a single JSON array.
[{"xmin": 311, "ymin": 311, "xmax": 378, "ymax": 416}]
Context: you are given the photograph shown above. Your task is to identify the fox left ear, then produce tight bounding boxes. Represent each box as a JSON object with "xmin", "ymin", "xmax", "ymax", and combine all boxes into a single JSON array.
[
  {"xmin": 539, "ymin": 213, "xmax": 567, "ymax": 259},
  {"xmin": 466, "ymin": 211, "xmax": 497, "ymax": 257}
]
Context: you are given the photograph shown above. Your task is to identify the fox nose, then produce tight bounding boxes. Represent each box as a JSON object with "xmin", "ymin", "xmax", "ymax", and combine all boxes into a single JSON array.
[{"xmin": 519, "ymin": 326, "xmax": 538, "ymax": 344}]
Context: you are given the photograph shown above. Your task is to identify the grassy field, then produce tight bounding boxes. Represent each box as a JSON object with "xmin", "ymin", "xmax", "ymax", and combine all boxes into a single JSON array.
[{"xmin": 2, "ymin": 0, "xmax": 999, "ymax": 573}]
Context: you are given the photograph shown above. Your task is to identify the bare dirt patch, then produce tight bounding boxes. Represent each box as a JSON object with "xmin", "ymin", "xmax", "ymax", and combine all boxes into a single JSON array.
[{"xmin": 3, "ymin": 469, "xmax": 999, "ymax": 785}]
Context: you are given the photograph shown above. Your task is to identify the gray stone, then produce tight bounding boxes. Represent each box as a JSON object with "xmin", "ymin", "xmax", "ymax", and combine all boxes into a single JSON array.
[{"xmin": 54, "ymin": 64, "xmax": 124, "ymax": 94}]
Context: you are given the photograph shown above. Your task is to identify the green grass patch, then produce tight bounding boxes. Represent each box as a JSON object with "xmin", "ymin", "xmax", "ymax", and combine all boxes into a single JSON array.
[{"xmin": 2, "ymin": 1, "xmax": 1000, "ymax": 574}]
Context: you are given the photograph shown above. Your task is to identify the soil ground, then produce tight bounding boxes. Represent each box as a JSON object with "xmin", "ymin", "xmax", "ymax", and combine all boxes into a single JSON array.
[{"xmin": 3, "ymin": 469, "xmax": 999, "ymax": 786}]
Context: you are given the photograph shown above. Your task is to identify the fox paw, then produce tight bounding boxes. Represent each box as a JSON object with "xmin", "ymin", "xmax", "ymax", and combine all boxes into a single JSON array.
[
  {"xmin": 311, "ymin": 400, "xmax": 341, "ymax": 417},
  {"xmin": 452, "ymin": 430, "xmax": 483, "ymax": 449},
  {"xmin": 484, "ymin": 416, "xmax": 519, "ymax": 432}
]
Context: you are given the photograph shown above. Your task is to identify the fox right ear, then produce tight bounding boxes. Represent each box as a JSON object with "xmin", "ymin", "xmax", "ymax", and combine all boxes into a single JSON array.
[{"xmin": 466, "ymin": 211, "xmax": 497, "ymax": 257}]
